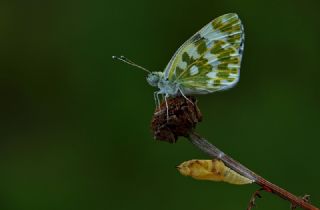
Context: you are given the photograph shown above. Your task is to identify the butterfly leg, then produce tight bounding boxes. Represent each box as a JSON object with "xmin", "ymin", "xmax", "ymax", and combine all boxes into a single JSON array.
[
  {"xmin": 179, "ymin": 88, "xmax": 194, "ymax": 105},
  {"xmin": 154, "ymin": 91, "xmax": 160, "ymax": 108},
  {"xmin": 164, "ymin": 94, "xmax": 169, "ymax": 121}
]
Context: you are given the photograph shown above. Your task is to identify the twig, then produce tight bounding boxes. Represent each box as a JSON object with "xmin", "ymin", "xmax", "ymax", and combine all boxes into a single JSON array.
[
  {"xmin": 151, "ymin": 96, "xmax": 319, "ymax": 210},
  {"xmin": 247, "ymin": 188, "xmax": 263, "ymax": 210},
  {"xmin": 187, "ymin": 132, "xmax": 319, "ymax": 210}
]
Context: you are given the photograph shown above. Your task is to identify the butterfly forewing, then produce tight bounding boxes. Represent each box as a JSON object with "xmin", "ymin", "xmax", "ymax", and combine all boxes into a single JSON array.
[{"xmin": 164, "ymin": 13, "xmax": 244, "ymax": 94}]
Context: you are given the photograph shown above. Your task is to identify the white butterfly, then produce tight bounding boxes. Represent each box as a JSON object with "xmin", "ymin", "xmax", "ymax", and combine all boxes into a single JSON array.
[{"xmin": 113, "ymin": 13, "xmax": 244, "ymax": 115}]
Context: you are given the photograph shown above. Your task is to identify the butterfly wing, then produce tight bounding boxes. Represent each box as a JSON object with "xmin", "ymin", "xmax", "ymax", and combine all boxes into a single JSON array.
[{"xmin": 163, "ymin": 13, "xmax": 244, "ymax": 94}]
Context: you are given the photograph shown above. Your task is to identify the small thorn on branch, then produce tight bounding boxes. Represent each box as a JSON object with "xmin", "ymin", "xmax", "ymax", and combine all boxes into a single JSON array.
[
  {"xmin": 247, "ymin": 188, "xmax": 263, "ymax": 210},
  {"xmin": 291, "ymin": 195, "xmax": 311, "ymax": 210},
  {"xmin": 303, "ymin": 195, "xmax": 311, "ymax": 203}
]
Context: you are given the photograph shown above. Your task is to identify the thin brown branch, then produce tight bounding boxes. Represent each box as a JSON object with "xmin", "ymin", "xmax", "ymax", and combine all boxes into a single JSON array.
[
  {"xmin": 291, "ymin": 195, "xmax": 311, "ymax": 210},
  {"xmin": 150, "ymin": 96, "xmax": 319, "ymax": 210},
  {"xmin": 247, "ymin": 188, "xmax": 263, "ymax": 210}
]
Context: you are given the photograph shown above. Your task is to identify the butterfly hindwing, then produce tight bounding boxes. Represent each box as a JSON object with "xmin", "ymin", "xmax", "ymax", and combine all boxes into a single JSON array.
[{"xmin": 164, "ymin": 13, "xmax": 244, "ymax": 94}]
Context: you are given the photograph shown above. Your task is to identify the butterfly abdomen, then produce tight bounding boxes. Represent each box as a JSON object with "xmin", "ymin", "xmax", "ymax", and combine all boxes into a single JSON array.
[
  {"xmin": 157, "ymin": 78, "xmax": 180, "ymax": 96},
  {"xmin": 177, "ymin": 159, "xmax": 254, "ymax": 185}
]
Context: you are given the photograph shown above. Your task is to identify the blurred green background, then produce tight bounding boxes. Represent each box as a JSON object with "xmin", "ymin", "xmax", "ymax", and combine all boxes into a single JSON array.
[{"xmin": 1, "ymin": 0, "xmax": 320, "ymax": 209}]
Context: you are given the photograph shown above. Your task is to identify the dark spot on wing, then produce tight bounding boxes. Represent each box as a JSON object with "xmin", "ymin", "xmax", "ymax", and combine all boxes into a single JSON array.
[{"xmin": 190, "ymin": 33, "xmax": 202, "ymax": 42}]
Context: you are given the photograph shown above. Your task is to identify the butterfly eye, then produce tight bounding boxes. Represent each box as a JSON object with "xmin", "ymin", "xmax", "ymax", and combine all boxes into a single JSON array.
[{"xmin": 146, "ymin": 73, "xmax": 160, "ymax": 87}]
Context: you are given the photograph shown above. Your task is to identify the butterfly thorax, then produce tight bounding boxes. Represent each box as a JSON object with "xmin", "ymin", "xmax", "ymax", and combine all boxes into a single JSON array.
[
  {"xmin": 147, "ymin": 72, "xmax": 179, "ymax": 96},
  {"xmin": 158, "ymin": 78, "xmax": 179, "ymax": 96}
]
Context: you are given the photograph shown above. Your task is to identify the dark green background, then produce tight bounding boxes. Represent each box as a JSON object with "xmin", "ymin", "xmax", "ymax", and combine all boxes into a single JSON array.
[{"xmin": 1, "ymin": 0, "xmax": 319, "ymax": 209}]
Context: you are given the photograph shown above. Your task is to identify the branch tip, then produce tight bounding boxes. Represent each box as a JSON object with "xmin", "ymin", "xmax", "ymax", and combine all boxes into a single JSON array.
[
  {"xmin": 247, "ymin": 188, "xmax": 264, "ymax": 210},
  {"xmin": 151, "ymin": 96, "xmax": 201, "ymax": 143}
]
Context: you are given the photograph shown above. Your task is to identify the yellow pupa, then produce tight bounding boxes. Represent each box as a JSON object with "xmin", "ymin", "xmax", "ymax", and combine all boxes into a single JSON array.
[{"xmin": 177, "ymin": 159, "xmax": 254, "ymax": 185}]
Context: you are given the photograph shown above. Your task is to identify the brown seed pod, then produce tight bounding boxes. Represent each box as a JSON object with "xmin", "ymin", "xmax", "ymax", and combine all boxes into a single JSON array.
[{"xmin": 151, "ymin": 96, "xmax": 202, "ymax": 143}]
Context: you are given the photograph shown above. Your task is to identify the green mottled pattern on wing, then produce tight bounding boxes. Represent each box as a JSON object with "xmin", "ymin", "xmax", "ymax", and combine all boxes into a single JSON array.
[{"xmin": 164, "ymin": 13, "xmax": 244, "ymax": 94}]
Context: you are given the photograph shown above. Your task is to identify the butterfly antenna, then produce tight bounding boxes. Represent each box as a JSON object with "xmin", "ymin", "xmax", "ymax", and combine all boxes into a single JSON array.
[{"xmin": 112, "ymin": 55, "xmax": 151, "ymax": 73}]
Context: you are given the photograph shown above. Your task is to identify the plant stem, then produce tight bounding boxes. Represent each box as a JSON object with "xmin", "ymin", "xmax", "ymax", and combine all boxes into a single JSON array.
[{"xmin": 188, "ymin": 132, "xmax": 319, "ymax": 210}]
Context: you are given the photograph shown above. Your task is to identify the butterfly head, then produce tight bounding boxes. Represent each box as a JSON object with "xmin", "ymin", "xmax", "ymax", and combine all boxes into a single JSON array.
[{"xmin": 146, "ymin": 72, "xmax": 164, "ymax": 87}]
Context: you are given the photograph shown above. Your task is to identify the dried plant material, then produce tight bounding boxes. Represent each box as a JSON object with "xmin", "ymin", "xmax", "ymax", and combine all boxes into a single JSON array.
[{"xmin": 151, "ymin": 96, "xmax": 202, "ymax": 143}]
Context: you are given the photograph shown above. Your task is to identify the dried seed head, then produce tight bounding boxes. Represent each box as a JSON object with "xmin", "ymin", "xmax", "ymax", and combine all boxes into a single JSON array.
[{"xmin": 151, "ymin": 96, "xmax": 202, "ymax": 143}]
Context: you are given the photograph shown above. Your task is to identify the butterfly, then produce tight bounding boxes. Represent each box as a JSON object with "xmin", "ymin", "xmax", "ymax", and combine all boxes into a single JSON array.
[{"xmin": 113, "ymin": 13, "xmax": 244, "ymax": 113}]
